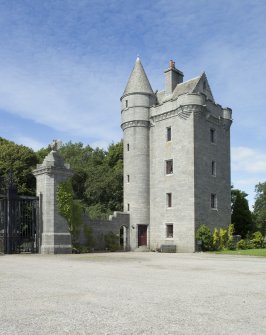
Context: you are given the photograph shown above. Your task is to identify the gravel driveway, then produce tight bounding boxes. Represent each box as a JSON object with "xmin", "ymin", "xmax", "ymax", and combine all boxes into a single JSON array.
[{"xmin": 0, "ymin": 252, "xmax": 265, "ymax": 335}]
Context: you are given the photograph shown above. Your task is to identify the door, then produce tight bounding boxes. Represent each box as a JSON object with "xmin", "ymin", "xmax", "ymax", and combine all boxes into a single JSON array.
[{"xmin": 138, "ymin": 225, "xmax": 147, "ymax": 246}]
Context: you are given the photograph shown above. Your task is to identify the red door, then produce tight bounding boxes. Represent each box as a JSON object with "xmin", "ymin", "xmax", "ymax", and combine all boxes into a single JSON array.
[{"xmin": 138, "ymin": 225, "xmax": 147, "ymax": 246}]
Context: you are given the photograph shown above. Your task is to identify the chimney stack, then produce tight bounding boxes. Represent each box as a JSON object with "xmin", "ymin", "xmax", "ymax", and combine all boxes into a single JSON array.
[{"xmin": 164, "ymin": 60, "xmax": 184, "ymax": 94}]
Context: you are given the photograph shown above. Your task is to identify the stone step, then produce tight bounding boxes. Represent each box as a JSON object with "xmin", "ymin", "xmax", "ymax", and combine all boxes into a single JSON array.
[{"xmin": 134, "ymin": 246, "xmax": 149, "ymax": 252}]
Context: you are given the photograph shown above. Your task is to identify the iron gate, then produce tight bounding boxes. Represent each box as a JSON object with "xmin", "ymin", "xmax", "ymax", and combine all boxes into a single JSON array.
[{"xmin": 0, "ymin": 188, "xmax": 39, "ymax": 254}]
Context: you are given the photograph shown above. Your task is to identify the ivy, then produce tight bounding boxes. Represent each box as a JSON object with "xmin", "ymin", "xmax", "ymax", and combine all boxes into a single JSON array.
[{"xmin": 56, "ymin": 180, "xmax": 83, "ymax": 242}]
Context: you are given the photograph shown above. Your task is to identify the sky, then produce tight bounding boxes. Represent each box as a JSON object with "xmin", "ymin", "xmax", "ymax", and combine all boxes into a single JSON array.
[{"xmin": 0, "ymin": 0, "xmax": 265, "ymax": 207}]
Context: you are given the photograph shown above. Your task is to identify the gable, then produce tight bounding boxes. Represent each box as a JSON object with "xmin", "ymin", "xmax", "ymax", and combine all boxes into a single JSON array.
[{"xmin": 192, "ymin": 73, "xmax": 214, "ymax": 102}]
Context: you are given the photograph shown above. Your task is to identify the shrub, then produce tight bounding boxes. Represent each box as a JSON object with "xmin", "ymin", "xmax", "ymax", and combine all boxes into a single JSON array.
[
  {"xmin": 219, "ymin": 228, "xmax": 227, "ymax": 249},
  {"xmin": 212, "ymin": 228, "xmax": 220, "ymax": 251},
  {"xmin": 227, "ymin": 223, "xmax": 235, "ymax": 239},
  {"xmin": 251, "ymin": 231, "xmax": 264, "ymax": 249},
  {"xmin": 196, "ymin": 224, "xmax": 212, "ymax": 251},
  {"xmin": 237, "ymin": 239, "xmax": 246, "ymax": 250},
  {"xmin": 246, "ymin": 239, "xmax": 255, "ymax": 249},
  {"xmin": 104, "ymin": 232, "xmax": 120, "ymax": 251},
  {"xmin": 227, "ymin": 238, "xmax": 236, "ymax": 250}
]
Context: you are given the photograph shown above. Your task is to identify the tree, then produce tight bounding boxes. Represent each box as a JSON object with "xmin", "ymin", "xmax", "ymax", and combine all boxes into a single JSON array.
[
  {"xmin": 231, "ymin": 188, "xmax": 253, "ymax": 238},
  {"xmin": 253, "ymin": 182, "xmax": 266, "ymax": 236},
  {"xmin": 59, "ymin": 141, "xmax": 123, "ymax": 219},
  {"xmin": 0, "ymin": 137, "xmax": 38, "ymax": 195}
]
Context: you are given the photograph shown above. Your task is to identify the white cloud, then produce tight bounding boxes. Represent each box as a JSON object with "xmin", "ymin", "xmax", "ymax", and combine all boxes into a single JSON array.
[
  {"xmin": 232, "ymin": 147, "xmax": 266, "ymax": 173},
  {"xmin": 15, "ymin": 135, "xmax": 46, "ymax": 151}
]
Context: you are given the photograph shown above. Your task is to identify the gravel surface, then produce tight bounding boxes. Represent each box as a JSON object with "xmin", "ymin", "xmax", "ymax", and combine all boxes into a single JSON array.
[{"xmin": 0, "ymin": 252, "xmax": 266, "ymax": 335}]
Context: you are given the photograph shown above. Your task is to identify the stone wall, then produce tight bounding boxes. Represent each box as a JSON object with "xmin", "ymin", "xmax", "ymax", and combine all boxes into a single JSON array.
[{"xmin": 78, "ymin": 211, "xmax": 130, "ymax": 251}]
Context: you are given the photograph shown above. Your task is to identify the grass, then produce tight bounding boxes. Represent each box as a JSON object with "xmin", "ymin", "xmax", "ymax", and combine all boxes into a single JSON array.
[{"xmin": 211, "ymin": 248, "xmax": 266, "ymax": 257}]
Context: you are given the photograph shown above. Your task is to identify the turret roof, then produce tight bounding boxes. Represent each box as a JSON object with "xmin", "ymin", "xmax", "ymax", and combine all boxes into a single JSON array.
[{"xmin": 123, "ymin": 57, "xmax": 154, "ymax": 96}]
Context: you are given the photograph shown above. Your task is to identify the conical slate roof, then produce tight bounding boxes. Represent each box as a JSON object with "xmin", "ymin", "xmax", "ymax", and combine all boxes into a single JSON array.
[{"xmin": 123, "ymin": 57, "xmax": 153, "ymax": 96}]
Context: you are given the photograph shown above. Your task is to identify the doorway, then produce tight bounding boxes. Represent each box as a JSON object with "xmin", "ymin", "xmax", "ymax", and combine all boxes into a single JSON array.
[{"xmin": 138, "ymin": 225, "xmax": 147, "ymax": 246}]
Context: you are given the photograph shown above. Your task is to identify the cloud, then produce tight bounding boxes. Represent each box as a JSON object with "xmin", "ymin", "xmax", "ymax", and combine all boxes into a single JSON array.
[
  {"xmin": 15, "ymin": 136, "xmax": 46, "ymax": 151},
  {"xmin": 232, "ymin": 147, "xmax": 266, "ymax": 174}
]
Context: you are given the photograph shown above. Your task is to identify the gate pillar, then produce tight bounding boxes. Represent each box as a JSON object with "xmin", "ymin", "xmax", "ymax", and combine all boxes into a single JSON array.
[{"xmin": 33, "ymin": 141, "xmax": 73, "ymax": 254}]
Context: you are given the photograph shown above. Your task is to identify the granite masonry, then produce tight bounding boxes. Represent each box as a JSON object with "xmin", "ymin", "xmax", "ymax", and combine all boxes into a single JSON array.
[
  {"xmin": 121, "ymin": 58, "xmax": 232, "ymax": 252},
  {"xmin": 33, "ymin": 143, "xmax": 73, "ymax": 254}
]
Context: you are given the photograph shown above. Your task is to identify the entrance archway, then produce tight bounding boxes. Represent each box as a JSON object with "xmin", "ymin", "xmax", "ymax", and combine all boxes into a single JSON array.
[{"xmin": 120, "ymin": 226, "xmax": 127, "ymax": 250}]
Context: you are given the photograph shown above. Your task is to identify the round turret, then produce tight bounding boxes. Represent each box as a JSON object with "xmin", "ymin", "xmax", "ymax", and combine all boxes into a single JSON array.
[{"xmin": 121, "ymin": 57, "xmax": 155, "ymax": 250}]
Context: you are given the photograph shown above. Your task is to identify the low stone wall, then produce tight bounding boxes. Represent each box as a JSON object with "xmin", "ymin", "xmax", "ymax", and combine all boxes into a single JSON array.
[{"xmin": 78, "ymin": 211, "xmax": 130, "ymax": 251}]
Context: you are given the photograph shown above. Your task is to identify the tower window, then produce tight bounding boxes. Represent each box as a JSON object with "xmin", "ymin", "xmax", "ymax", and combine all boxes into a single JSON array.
[
  {"xmin": 166, "ymin": 127, "xmax": 172, "ymax": 141},
  {"xmin": 211, "ymin": 161, "xmax": 216, "ymax": 176},
  {"xmin": 125, "ymin": 100, "xmax": 128, "ymax": 108},
  {"xmin": 127, "ymin": 203, "xmax": 130, "ymax": 211},
  {"xmin": 210, "ymin": 128, "xmax": 216, "ymax": 143},
  {"xmin": 166, "ymin": 159, "xmax": 173, "ymax": 174},
  {"xmin": 167, "ymin": 193, "xmax": 172, "ymax": 207},
  {"xmin": 166, "ymin": 224, "xmax": 173, "ymax": 238},
  {"xmin": 127, "ymin": 175, "xmax": 130, "ymax": 182},
  {"xmin": 211, "ymin": 194, "xmax": 217, "ymax": 209},
  {"xmin": 127, "ymin": 143, "xmax": 130, "ymax": 151}
]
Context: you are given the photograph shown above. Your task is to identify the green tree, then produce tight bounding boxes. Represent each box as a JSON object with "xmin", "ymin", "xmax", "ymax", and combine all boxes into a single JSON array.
[
  {"xmin": 253, "ymin": 182, "xmax": 266, "ymax": 236},
  {"xmin": 231, "ymin": 189, "xmax": 253, "ymax": 238},
  {"xmin": 59, "ymin": 141, "xmax": 123, "ymax": 219},
  {"xmin": 0, "ymin": 137, "xmax": 38, "ymax": 195}
]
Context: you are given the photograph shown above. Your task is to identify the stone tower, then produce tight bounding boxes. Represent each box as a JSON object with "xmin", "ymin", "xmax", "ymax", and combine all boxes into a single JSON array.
[
  {"xmin": 121, "ymin": 59, "xmax": 232, "ymax": 252},
  {"xmin": 120, "ymin": 57, "xmax": 155, "ymax": 249}
]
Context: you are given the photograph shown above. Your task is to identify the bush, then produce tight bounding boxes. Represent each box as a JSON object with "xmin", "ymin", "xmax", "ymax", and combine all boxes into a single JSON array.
[
  {"xmin": 251, "ymin": 231, "xmax": 264, "ymax": 249},
  {"xmin": 196, "ymin": 225, "xmax": 212, "ymax": 251},
  {"xmin": 227, "ymin": 238, "xmax": 236, "ymax": 250},
  {"xmin": 237, "ymin": 239, "xmax": 246, "ymax": 250},
  {"xmin": 104, "ymin": 232, "xmax": 120, "ymax": 251},
  {"xmin": 246, "ymin": 239, "xmax": 255, "ymax": 249},
  {"xmin": 212, "ymin": 228, "xmax": 220, "ymax": 251},
  {"xmin": 219, "ymin": 228, "xmax": 227, "ymax": 249}
]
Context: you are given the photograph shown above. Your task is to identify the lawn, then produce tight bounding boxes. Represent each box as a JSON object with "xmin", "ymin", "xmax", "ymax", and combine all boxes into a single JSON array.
[{"xmin": 211, "ymin": 249, "xmax": 266, "ymax": 257}]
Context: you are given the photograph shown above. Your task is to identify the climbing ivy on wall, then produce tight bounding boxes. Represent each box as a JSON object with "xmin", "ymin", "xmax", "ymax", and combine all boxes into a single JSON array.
[{"xmin": 56, "ymin": 179, "xmax": 83, "ymax": 241}]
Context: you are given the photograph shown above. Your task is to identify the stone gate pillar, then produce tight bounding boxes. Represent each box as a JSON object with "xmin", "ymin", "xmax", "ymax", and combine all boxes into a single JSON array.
[{"xmin": 33, "ymin": 142, "xmax": 73, "ymax": 254}]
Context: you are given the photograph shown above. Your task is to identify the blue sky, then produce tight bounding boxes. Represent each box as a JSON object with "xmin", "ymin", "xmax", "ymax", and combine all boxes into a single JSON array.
[{"xmin": 0, "ymin": 0, "xmax": 265, "ymax": 207}]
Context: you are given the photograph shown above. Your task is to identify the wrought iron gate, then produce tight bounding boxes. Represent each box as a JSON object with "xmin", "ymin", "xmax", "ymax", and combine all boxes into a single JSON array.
[{"xmin": 0, "ymin": 188, "xmax": 39, "ymax": 254}]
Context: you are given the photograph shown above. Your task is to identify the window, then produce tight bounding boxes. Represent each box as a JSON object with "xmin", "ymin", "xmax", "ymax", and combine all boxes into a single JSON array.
[
  {"xmin": 166, "ymin": 224, "xmax": 173, "ymax": 238},
  {"xmin": 127, "ymin": 175, "xmax": 130, "ymax": 182},
  {"xmin": 210, "ymin": 128, "xmax": 216, "ymax": 143},
  {"xmin": 211, "ymin": 161, "xmax": 216, "ymax": 176},
  {"xmin": 167, "ymin": 193, "xmax": 172, "ymax": 207},
  {"xmin": 166, "ymin": 127, "xmax": 171, "ymax": 141},
  {"xmin": 125, "ymin": 100, "xmax": 128, "ymax": 108},
  {"xmin": 166, "ymin": 159, "xmax": 173, "ymax": 174},
  {"xmin": 127, "ymin": 203, "xmax": 130, "ymax": 211},
  {"xmin": 211, "ymin": 194, "xmax": 217, "ymax": 209},
  {"xmin": 127, "ymin": 143, "xmax": 130, "ymax": 151}
]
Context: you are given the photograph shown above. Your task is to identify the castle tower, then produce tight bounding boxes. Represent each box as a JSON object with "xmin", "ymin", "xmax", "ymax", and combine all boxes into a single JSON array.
[{"xmin": 120, "ymin": 57, "xmax": 155, "ymax": 250}]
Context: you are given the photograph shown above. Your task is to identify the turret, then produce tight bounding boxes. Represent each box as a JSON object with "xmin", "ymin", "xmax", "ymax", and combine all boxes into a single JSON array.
[{"xmin": 121, "ymin": 57, "xmax": 155, "ymax": 250}]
